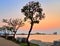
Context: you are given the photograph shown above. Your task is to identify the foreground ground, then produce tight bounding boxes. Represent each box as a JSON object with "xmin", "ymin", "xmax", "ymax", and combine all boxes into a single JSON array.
[
  {"xmin": 0, "ymin": 37, "xmax": 19, "ymax": 46},
  {"xmin": 0, "ymin": 37, "xmax": 39, "ymax": 46}
]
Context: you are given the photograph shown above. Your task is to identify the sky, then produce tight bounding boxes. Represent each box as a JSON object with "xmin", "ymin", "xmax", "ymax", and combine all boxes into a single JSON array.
[{"xmin": 0, "ymin": 0, "xmax": 60, "ymax": 34}]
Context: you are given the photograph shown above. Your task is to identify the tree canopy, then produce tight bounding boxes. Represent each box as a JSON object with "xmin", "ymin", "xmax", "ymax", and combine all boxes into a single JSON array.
[
  {"xmin": 21, "ymin": 1, "xmax": 45, "ymax": 24},
  {"xmin": 3, "ymin": 18, "xmax": 24, "ymax": 31}
]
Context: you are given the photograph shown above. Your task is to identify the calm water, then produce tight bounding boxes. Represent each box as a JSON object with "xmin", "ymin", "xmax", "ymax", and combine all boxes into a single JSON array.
[{"xmin": 15, "ymin": 35, "xmax": 60, "ymax": 42}]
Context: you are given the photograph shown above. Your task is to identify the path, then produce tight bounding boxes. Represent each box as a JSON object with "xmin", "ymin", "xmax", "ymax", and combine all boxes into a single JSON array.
[{"xmin": 0, "ymin": 37, "xmax": 20, "ymax": 46}]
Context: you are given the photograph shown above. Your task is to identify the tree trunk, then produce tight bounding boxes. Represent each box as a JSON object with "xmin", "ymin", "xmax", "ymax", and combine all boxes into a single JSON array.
[
  {"xmin": 27, "ymin": 23, "xmax": 34, "ymax": 46},
  {"xmin": 13, "ymin": 31, "xmax": 16, "ymax": 40},
  {"xmin": 5, "ymin": 33, "xmax": 7, "ymax": 39},
  {"xmin": 5, "ymin": 30, "xmax": 7, "ymax": 39}
]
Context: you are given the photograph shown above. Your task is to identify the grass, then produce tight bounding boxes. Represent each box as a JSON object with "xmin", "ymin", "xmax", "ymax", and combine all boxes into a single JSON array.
[
  {"xmin": 9, "ymin": 39, "xmax": 39, "ymax": 46},
  {"xmin": 20, "ymin": 43, "xmax": 39, "ymax": 46},
  {"xmin": 8, "ymin": 39, "xmax": 39, "ymax": 46}
]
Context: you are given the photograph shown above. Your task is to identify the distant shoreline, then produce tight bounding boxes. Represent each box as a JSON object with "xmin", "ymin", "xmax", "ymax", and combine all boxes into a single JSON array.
[{"xmin": 16, "ymin": 34, "xmax": 59, "ymax": 35}]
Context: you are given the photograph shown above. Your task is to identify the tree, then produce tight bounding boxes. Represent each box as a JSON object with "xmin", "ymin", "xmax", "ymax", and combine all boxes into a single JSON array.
[
  {"xmin": 53, "ymin": 32, "xmax": 57, "ymax": 35},
  {"xmin": 1, "ymin": 25, "xmax": 8, "ymax": 38},
  {"xmin": 0, "ymin": 27, "xmax": 2, "ymax": 31},
  {"xmin": 3, "ymin": 18, "xmax": 24, "ymax": 38},
  {"xmin": 21, "ymin": 1, "xmax": 45, "ymax": 46}
]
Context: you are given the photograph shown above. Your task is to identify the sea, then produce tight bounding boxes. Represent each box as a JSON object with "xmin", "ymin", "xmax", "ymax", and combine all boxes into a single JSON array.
[{"xmin": 15, "ymin": 34, "xmax": 60, "ymax": 42}]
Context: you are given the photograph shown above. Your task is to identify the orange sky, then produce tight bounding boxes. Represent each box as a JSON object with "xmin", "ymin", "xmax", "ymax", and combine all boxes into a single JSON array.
[{"xmin": 0, "ymin": 0, "xmax": 60, "ymax": 33}]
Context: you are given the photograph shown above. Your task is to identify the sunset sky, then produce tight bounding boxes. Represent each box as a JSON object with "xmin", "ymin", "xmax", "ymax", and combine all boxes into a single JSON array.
[{"xmin": 0, "ymin": 0, "xmax": 60, "ymax": 34}]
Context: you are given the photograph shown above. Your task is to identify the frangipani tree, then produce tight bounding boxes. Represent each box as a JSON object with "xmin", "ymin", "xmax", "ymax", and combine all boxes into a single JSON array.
[
  {"xmin": 21, "ymin": 1, "xmax": 45, "ymax": 46},
  {"xmin": 3, "ymin": 18, "xmax": 24, "ymax": 38}
]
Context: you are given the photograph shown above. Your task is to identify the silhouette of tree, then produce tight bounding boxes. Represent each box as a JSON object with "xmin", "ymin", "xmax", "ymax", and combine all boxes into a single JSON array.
[
  {"xmin": 1, "ymin": 25, "xmax": 14, "ymax": 38},
  {"xmin": 0, "ymin": 27, "xmax": 2, "ymax": 31},
  {"xmin": 3, "ymin": 18, "xmax": 24, "ymax": 38},
  {"xmin": 21, "ymin": 1, "xmax": 45, "ymax": 46},
  {"xmin": 0, "ymin": 25, "xmax": 8, "ymax": 38},
  {"xmin": 53, "ymin": 32, "xmax": 57, "ymax": 35}
]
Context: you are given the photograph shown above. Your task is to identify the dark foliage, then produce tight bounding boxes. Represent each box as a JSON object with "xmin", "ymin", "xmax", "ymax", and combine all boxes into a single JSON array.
[{"xmin": 21, "ymin": 1, "xmax": 45, "ymax": 46}]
